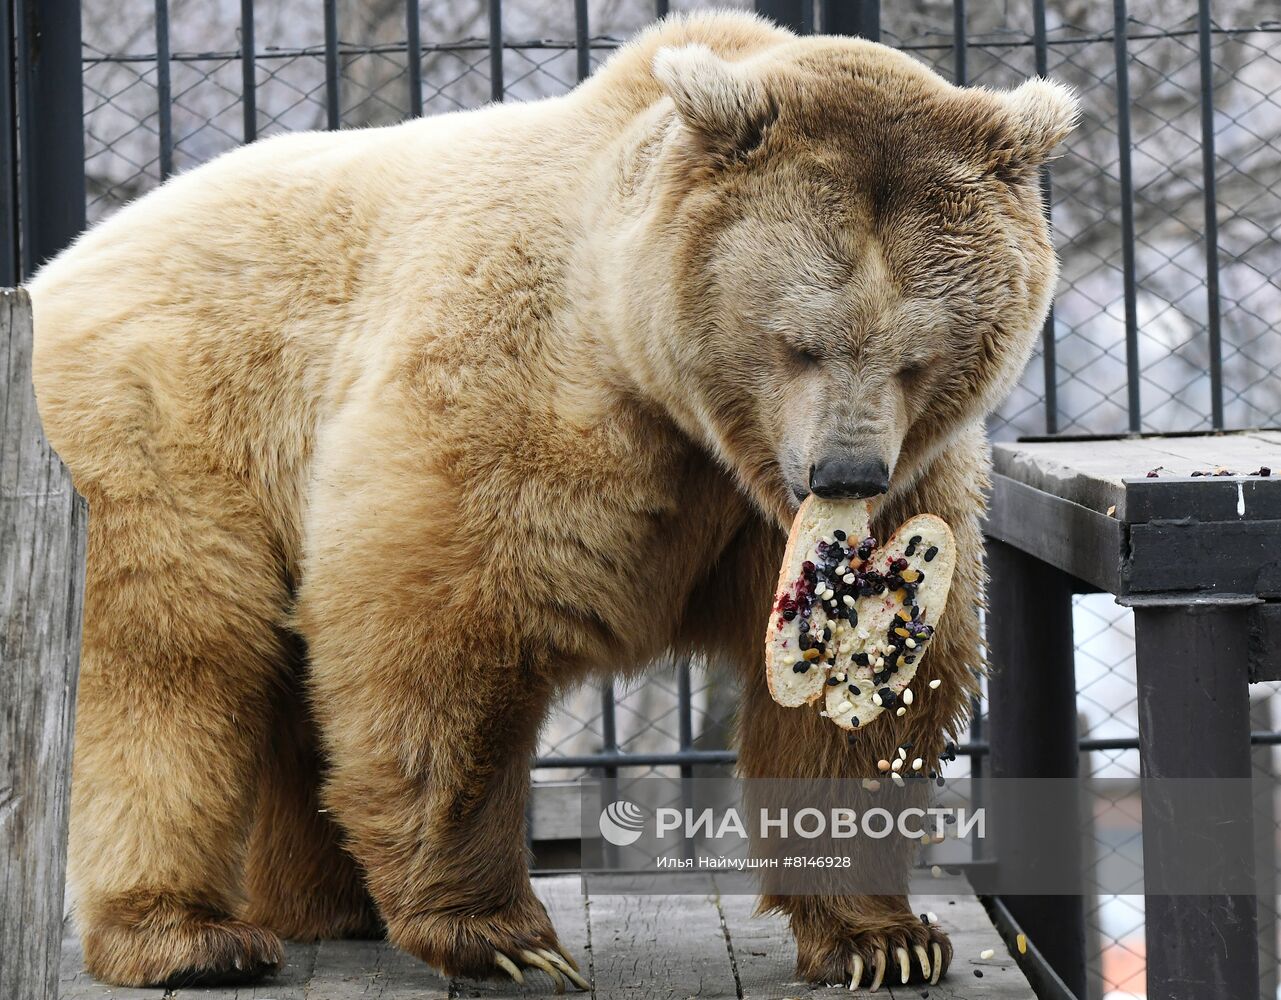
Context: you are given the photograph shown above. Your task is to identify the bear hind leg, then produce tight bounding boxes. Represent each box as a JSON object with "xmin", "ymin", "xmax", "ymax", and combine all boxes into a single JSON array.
[
  {"xmin": 241, "ymin": 648, "xmax": 383, "ymax": 941},
  {"xmin": 70, "ymin": 486, "xmax": 290, "ymax": 987}
]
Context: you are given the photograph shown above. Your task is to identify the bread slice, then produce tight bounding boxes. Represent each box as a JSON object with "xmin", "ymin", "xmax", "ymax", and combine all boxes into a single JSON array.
[{"xmin": 765, "ymin": 497, "xmax": 956, "ymax": 730}]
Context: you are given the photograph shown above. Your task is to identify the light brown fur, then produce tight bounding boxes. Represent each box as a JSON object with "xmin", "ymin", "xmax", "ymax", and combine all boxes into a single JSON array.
[{"xmin": 29, "ymin": 11, "xmax": 1074, "ymax": 987}]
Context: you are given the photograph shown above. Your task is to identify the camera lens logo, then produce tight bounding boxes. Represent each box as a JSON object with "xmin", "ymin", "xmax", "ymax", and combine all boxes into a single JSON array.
[{"xmin": 598, "ymin": 800, "xmax": 646, "ymax": 847}]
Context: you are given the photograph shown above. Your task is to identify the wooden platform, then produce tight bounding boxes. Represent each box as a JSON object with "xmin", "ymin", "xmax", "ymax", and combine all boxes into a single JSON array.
[{"xmin": 59, "ymin": 875, "xmax": 1035, "ymax": 999}]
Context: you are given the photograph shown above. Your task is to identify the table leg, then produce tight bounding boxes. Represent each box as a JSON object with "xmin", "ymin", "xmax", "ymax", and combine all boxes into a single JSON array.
[
  {"xmin": 986, "ymin": 539, "xmax": 1088, "ymax": 996},
  {"xmin": 1134, "ymin": 604, "xmax": 1258, "ymax": 1000}
]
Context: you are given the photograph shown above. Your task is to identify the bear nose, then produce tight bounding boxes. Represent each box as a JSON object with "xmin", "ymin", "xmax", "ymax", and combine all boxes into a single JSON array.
[{"xmin": 808, "ymin": 456, "xmax": 890, "ymax": 500}]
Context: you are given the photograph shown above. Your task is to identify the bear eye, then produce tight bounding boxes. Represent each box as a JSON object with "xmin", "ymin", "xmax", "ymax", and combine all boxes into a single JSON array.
[
  {"xmin": 898, "ymin": 360, "xmax": 929, "ymax": 386},
  {"xmin": 790, "ymin": 344, "xmax": 822, "ymax": 368}
]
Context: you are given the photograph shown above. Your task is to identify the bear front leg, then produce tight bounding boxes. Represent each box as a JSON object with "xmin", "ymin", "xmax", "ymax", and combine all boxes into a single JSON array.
[
  {"xmin": 695, "ymin": 433, "xmax": 988, "ymax": 990},
  {"xmin": 297, "ymin": 471, "xmax": 587, "ymax": 990}
]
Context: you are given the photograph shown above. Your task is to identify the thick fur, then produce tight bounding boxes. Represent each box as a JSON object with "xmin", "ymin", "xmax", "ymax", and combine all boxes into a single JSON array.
[{"xmin": 29, "ymin": 11, "xmax": 1074, "ymax": 988}]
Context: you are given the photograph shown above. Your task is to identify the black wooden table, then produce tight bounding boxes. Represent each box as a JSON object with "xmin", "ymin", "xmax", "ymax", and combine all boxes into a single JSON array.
[{"xmin": 983, "ymin": 430, "xmax": 1281, "ymax": 1000}]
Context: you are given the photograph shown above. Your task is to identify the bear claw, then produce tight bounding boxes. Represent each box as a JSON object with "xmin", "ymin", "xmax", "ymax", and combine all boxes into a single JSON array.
[
  {"xmin": 538, "ymin": 947, "xmax": 591, "ymax": 991},
  {"xmin": 494, "ymin": 951, "xmax": 524, "ymax": 985}
]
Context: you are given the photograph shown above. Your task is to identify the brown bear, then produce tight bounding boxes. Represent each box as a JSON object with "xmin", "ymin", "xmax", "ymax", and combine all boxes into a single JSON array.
[{"xmin": 29, "ymin": 10, "xmax": 1076, "ymax": 991}]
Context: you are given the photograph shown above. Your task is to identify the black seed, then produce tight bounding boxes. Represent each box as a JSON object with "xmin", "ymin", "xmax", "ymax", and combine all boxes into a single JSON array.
[
  {"xmin": 974, "ymin": 971, "xmax": 984, "ymax": 979},
  {"xmin": 850, "ymin": 716, "xmax": 859, "ymax": 727},
  {"xmin": 911, "ymin": 605, "xmax": 921, "ymax": 619},
  {"xmin": 853, "ymin": 652, "xmax": 869, "ymax": 666},
  {"xmin": 936, "ymin": 775, "xmax": 945, "ymax": 786},
  {"xmin": 793, "ymin": 663, "xmax": 810, "ymax": 674},
  {"xmin": 877, "ymin": 687, "xmax": 897, "ymax": 707},
  {"xmin": 905, "ymin": 543, "xmax": 916, "ymax": 557},
  {"xmin": 924, "ymin": 546, "xmax": 938, "ymax": 561},
  {"xmin": 826, "ymin": 676, "xmax": 841, "ymax": 686},
  {"xmin": 910, "ymin": 535, "xmax": 922, "ymax": 546},
  {"xmin": 799, "ymin": 620, "xmax": 810, "ymax": 633},
  {"xmin": 782, "ymin": 609, "xmax": 796, "ymax": 621},
  {"xmin": 833, "ymin": 529, "xmax": 847, "ymax": 541},
  {"xmin": 848, "ymin": 609, "xmax": 858, "ymax": 627}
]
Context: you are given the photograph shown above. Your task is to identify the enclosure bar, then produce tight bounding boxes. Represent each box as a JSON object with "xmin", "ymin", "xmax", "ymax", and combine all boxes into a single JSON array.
[
  {"xmin": 405, "ymin": 0, "xmax": 422, "ymax": 117},
  {"xmin": 0, "ymin": 0, "xmax": 18, "ymax": 285},
  {"xmin": 1033, "ymin": 0, "xmax": 1058, "ymax": 433},
  {"xmin": 1135, "ymin": 605, "xmax": 1259, "ymax": 998},
  {"xmin": 239, "ymin": 0, "xmax": 257, "ymax": 141},
  {"xmin": 951, "ymin": 0, "xmax": 967, "ymax": 85},
  {"xmin": 575, "ymin": 0, "xmax": 589, "ymax": 82},
  {"xmin": 823, "ymin": 0, "xmax": 880, "ymax": 40},
  {"xmin": 1112, "ymin": 0, "xmax": 1141, "ymax": 432},
  {"xmin": 677, "ymin": 660, "xmax": 694, "ymax": 770},
  {"xmin": 14, "ymin": 0, "xmax": 85, "ymax": 276},
  {"xmin": 985, "ymin": 540, "xmax": 1087, "ymax": 996},
  {"xmin": 487, "ymin": 0, "xmax": 503, "ymax": 102},
  {"xmin": 323, "ymin": 0, "xmax": 340, "ymax": 129},
  {"xmin": 153, "ymin": 0, "xmax": 173, "ymax": 180},
  {"xmin": 1197, "ymin": 0, "xmax": 1224, "ymax": 428},
  {"xmin": 755, "ymin": 0, "xmax": 807, "ymax": 33},
  {"xmin": 655, "ymin": 0, "xmax": 669, "ymax": 18}
]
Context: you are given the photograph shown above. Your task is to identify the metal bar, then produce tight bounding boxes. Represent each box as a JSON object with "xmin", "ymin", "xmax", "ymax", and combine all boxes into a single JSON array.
[
  {"xmin": 487, "ymin": 0, "xmax": 502, "ymax": 102},
  {"xmin": 1134, "ymin": 605, "xmax": 1258, "ymax": 999},
  {"xmin": 575, "ymin": 0, "xmax": 589, "ymax": 83},
  {"xmin": 952, "ymin": 0, "xmax": 967, "ymax": 85},
  {"xmin": 239, "ymin": 0, "xmax": 257, "ymax": 142},
  {"xmin": 1, "ymin": 0, "xmax": 19, "ymax": 285},
  {"xmin": 655, "ymin": 0, "xmax": 669, "ymax": 18},
  {"xmin": 599, "ymin": 682, "xmax": 618, "ymax": 771},
  {"xmin": 154, "ymin": 0, "xmax": 173, "ymax": 180},
  {"xmin": 755, "ymin": 0, "xmax": 807, "ymax": 33},
  {"xmin": 15, "ymin": 0, "xmax": 85, "ymax": 276},
  {"xmin": 677, "ymin": 658, "xmax": 695, "ymax": 860},
  {"xmin": 406, "ymin": 0, "xmax": 422, "ymax": 117},
  {"xmin": 1033, "ymin": 0, "xmax": 1058, "ymax": 434},
  {"xmin": 824, "ymin": 0, "xmax": 880, "ymax": 40},
  {"xmin": 985, "ymin": 539, "xmax": 1087, "ymax": 997},
  {"xmin": 1197, "ymin": 0, "xmax": 1224, "ymax": 429},
  {"xmin": 323, "ymin": 0, "xmax": 340, "ymax": 129},
  {"xmin": 1113, "ymin": 0, "xmax": 1141, "ymax": 432},
  {"xmin": 536, "ymin": 748, "xmax": 735, "ymax": 770}
]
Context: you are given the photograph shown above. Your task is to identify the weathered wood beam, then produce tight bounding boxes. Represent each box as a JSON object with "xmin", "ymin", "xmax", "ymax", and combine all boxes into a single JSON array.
[{"xmin": 2, "ymin": 286, "xmax": 87, "ymax": 1000}]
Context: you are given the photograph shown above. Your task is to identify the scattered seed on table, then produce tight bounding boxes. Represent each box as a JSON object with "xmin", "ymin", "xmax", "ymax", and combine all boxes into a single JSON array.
[
  {"xmin": 980, "ymin": 949, "xmax": 995, "ymax": 960},
  {"xmin": 1017, "ymin": 933, "xmax": 1027, "ymax": 955}
]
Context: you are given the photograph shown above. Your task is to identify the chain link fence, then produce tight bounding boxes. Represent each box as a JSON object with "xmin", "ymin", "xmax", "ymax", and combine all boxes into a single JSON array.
[{"xmin": 60, "ymin": 1, "xmax": 1281, "ymax": 997}]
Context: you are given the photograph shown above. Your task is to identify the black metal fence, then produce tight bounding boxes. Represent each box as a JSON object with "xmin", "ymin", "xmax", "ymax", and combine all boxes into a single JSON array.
[{"xmin": 3, "ymin": 1, "xmax": 1281, "ymax": 997}]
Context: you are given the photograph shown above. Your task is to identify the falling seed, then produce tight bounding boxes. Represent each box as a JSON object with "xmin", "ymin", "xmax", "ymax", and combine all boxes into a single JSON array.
[
  {"xmin": 891, "ymin": 757, "xmax": 903, "ymax": 771},
  {"xmin": 903, "ymin": 688, "xmax": 914, "ymax": 705},
  {"xmin": 980, "ymin": 949, "xmax": 995, "ymax": 960},
  {"xmin": 912, "ymin": 757, "xmax": 923, "ymax": 770},
  {"xmin": 896, "ymin": 706, "xmax": 907, "ymax": 716},
  {"xmin": 878, "ymin": 758, "xmax": 891, "ymax": 772},
  {"xmin": 1017, "ymin": 934, "xmax": 1027, "ymax": 955},
  {"xmin": 931, "ymin": 865, "xmax": 942, "ymax": 878},
  {"xmin": 891, "ymin": 772, "xmax": 905, "ymax": 787},
  {"xmin": 898, "ymin": 747, "xmax": 908, "ymax": 760},
  {"xmin": 863, "ymin": 778, "xmax": 881, "ymax": 792},
  {"xmin": 929, "ymin": 679, "xmax": 942, "ymax": 689},
  {"xmin": 927, "ymin": 911, "xmax": 938, "ymax": 923}
]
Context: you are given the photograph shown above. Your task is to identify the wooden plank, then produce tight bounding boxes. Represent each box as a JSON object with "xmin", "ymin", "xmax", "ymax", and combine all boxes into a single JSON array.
[
  {"xmin": 714, "ymin": 891, "xmax": 812, "ymax": 1000},
  {"xmin": 586, "ymin": 876, "xmax": 738, "ymax": 998},
  {"xmin": 528, "ymin": 782, "xmax": 582, "ymax": 843},
  {"xmin": 982, "ymin": 475, "xmax": 1123, "ymax": 593},
  {"xmin": 59, "ymin": 928, "xmax": 161, "ymax": 1000},
  {"xmin": 992, "ymin": 432, "xmax": 1281, "ymax": 521},
  {"xmin": 1249, "ymin": 603, "xmax": 1281, "ymax": 682},
  {"xmin": 1125, "ymin": 519, "xmax": 1281, "ymax": 596},
  {"xmin": 2, "ymin": 286, "xmax": 89, "ymax": 1000},
  {"xmin": 1124, "ymin": 476, "xmax": 1281, "ymax": 524},
  {"xmin": 304, "ymin": 938, "xmax": 450, "ymax": 999}
]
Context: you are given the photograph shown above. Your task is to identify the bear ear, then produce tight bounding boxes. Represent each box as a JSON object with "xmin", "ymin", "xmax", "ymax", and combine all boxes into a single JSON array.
[
  {"xmin": 992, "ymin": 77, "xmax": 1080, "ymax": 172},
  {"xmin": 653, "ymin": 44, "xmax": 778, "ymax": 162}
]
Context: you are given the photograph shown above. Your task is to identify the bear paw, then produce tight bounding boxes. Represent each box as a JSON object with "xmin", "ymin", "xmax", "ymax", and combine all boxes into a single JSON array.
[
  {"xmin": 82, "ymin": 901, "xmax": 283, "ymax": 988},
  {"xmin": 389, "ymin": 900, "xmax": 588, "ymax": 992},
  {"xmin": 796, "ymin": 917, "xmax": 950, "ymax": 992}
]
